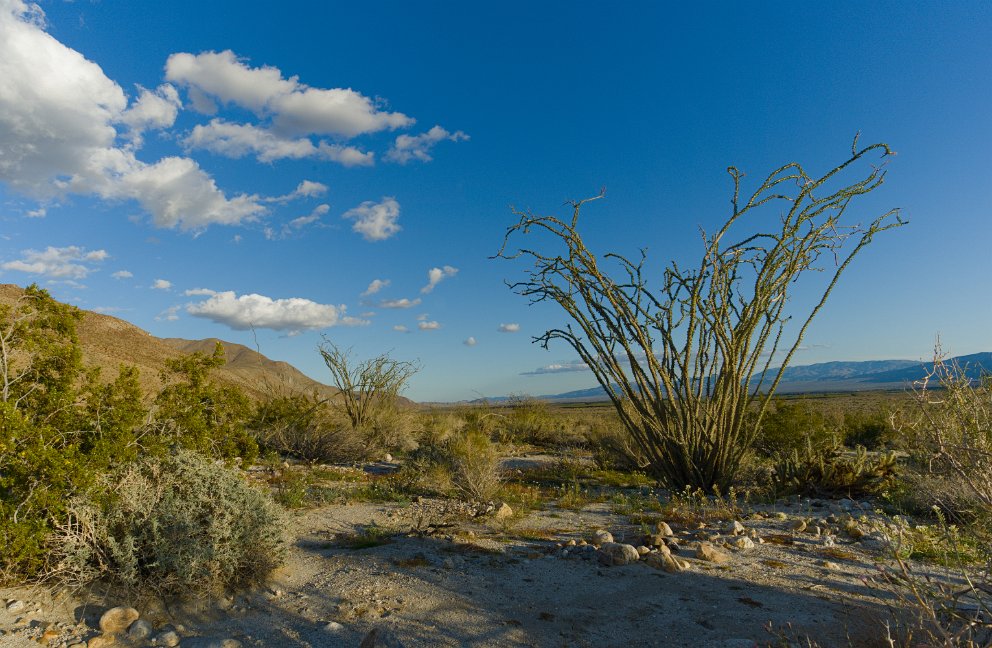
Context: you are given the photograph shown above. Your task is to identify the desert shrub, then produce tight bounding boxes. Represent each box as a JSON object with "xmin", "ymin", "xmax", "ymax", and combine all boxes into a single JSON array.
[
  {"xmin": 252, "ymin": 393, "xmax": 364, "ymax": 463},
  {"xmin": 50, "ymin": 450, "xmax": 286, "ymax": 594},
  {"xmin": 496, "ymin": 140, "xmax": 903, "ymax": 490},
  {"xmin": 771, "ymin": 441, "xmax": 899, "ymax": 497},
  {"xmin": 448, "ymin": 429, "xmax": 504, "ymax": 501},
  {"xmin": 589, "ymin": 420, "xmax": 649, "ymax": 471},
  {"xmin": 894, "ymin": 355, "xmax": 992, "ymax": 538},
  {"xmin": 755, "ymin": 400, "xmax": 840, "ymax": 457},
  {"xmin": 842, "ymin": 409, "xmax": 894, "ymax": 449},
  {"xmin": 154, "ymin": 342, "xmax": 258, "ymax": 463}
]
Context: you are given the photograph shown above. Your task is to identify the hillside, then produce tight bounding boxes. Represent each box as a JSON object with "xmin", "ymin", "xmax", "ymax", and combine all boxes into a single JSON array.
[{"xmin": 0, "ymin": 284, "xmax": 338, "ymax": 402}]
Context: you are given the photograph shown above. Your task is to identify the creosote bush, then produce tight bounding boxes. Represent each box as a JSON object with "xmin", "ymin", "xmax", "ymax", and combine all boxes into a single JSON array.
[
  {"xmin": 496, "ymin": 139, "xmax": 904, "ymax": 490},
  {"xmin": 51, "ymin": 450, "xmax": 286, "ymax": 594}
]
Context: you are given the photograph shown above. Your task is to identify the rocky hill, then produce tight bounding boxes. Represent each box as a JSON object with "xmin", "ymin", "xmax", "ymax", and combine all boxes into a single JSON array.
[{"xmin": 0, "ymin": 284, "xmax": 338, "ymax": 402}]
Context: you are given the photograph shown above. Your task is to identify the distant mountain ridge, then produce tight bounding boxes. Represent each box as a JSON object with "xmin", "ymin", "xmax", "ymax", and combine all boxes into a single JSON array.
[{"xmin": 477, "ymin": 353, "xmax": 992, "ymax": 403}]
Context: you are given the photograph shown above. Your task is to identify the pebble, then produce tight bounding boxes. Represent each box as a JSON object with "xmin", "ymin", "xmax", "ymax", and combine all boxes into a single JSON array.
[
  {"xmin": 590, "ymin": 529, "xmax": 613, "ymax": 545},
  {"xmin": 5, "ymin": 600, "xmax": 26, "ymax": 613},
  {"xmin": 724, "ymin": 520, "xmax": 745, "ymax": 536},
  {"xmin": 598, "ymin": 542, "xmax": 640, "ymax": 566},
  {"xmin": 153, "ymin": 630, "xmax": 181, "ymax": 647},
  {"xmin": 493, "ymin": 503, "xmax": 514, "ymax": 520},
  {"xmin": 324, "ymin": 622, "xmax": 345, "ymax": 633},
  {"xmin": 656, "ymin": 521, "xmax": 674, "ymax": 536},
  {"xmin": 127, "ymin": 619, "xmax": 153, "ymax": 641},
  {"xmin": 731, "ymin": 536, "xmax": 754, "ymax": 551}
]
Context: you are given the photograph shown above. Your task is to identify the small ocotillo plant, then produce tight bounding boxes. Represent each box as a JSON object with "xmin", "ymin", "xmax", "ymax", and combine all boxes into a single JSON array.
[{"xmin": 495, "ymin": 137, "xmax": 904, "ymax": 490}]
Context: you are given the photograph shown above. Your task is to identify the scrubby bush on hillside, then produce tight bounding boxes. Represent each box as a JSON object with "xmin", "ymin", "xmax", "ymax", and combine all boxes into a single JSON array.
[
  {"xmin": 252, "ymin": 392, "xmax": 364, "ymax": 463},
  {"xmin": 51, "ymin": 450, "xmax": 285, "ymax": 593}
]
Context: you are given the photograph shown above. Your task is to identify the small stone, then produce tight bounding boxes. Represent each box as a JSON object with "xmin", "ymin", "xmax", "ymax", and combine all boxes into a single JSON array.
[
  {"xmin": 493, "ymin": 503, "xmax": 513, "ymax": 520},
  {"xmin": 99, "ymin": 607, "xmax": 139, "ymax": 635},
  {"xmin": 5, "ymin": 600, "xmax": 26, "ymax": 613},
  {"xmin": 442, "ymin": 558, "xmax": 455, "ymax": 569},
  {"xmin": 731, "ymin": 536, "xmax": 754, "ymax": 551},
  {"xmin": 643, "ymin": 533, "xmax": 668, "ymax": 548},
  {"xmin": 590, "ymin": 529, "xmax": 613, "ymax": 545},
  {"xmin": 324, "ymin": 622, "xmax": 345, "ymax": 633},
  {"xmin": 127, "ymin": 619, "xmax": 153, "ymax": 641},
  {"xmin": 383, "ymin": 453, "xmax": 393, "ymax": 462},
  {"xmin": 774, "ymin": 512, "xmax": 788, "ymax": 520},
  {"xmin": 87, "ymin": 636, "xmax": 119, "ymax": 648},
  {"xmin": 819, "ymin": 560, "xmax": 841, "ymax": 570},
  {"xmin": 789, "ymin": 519, "xmax": 808, "ymax": 533},
  {"xmin": 656, "ymin": 521, "xmax": 674, "ymax": 536},
  {"xmin": 695, "ymin": 542, "xmax": 731, "ymax": 564},
  {"xmin": 724, "ymin": 520, "xmax": 745, "ymax": 536},
  {"xmin": 153, "ymin": 630, "xmax": 180, "ymax": 647},
  {"xmin": 598, "ymin": 542, "xmax": 640, "ymax": 566},
  {"xmin": 636, "ymin": 545, "xmax": 650, "ymax": 556}
]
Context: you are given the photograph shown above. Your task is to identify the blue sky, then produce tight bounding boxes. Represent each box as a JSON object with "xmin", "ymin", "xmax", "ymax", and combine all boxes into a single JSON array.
[{"xmin": 0, "ymin": 0, "xmax": 989, "ymax": 402}]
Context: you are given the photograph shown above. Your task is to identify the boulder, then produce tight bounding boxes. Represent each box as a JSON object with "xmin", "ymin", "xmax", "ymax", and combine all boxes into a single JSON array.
[
  {"xmin": 99, "ymin": 607, "xmax": 139, "ymax": 635},
  {"xmin": 694, "ymin": 542, "xmax": 731, "ymax": 564},
  {"xmin": 598, "ymin": 542, "xmax": 640, "ymax": 566}
]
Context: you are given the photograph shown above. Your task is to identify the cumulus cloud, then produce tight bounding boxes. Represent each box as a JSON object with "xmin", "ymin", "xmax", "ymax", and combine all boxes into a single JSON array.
[
  {"xmin": 165, "ymin": 50, "xmax": 413, "ymax": 138},
  {"xmin": 393, "ymin": 325, "xmax": 409, "ymax": 333},
  {"xmin": 156, "ymin": 305, "xmax": 180, "ymax": 321},
  {"xmin": 26, "ymin": 207, "xmax": 46, "ymax": 218},
  {"xmin": 152, "ymin": 278, "xmax": 172, "ymax": 290},
  {"xmin": 186, "ymin": 289, "xmax": 354, "ymax": 332},
  {"xmin": 266, "ymin": 180, "xmax": 328, "ymax": 203},
  {"xmin": 463, "ymin": 336, "xmax": 477, "ymax": 347},
  {"xmin": 420, "ymin": 265, "xmax": 458, "ymax": 294},
  {"xmin": 183, "ymin": 119, "xmax": 373, "ymax": 166},
  {"xmin": 379, "ymin": 297, "xmax": 421, "ymax": 309},
  {"xmin": 362, "ymin": 278, "xmax": 390, "ymax": 297},
  {"xmin": 0, "ymin": 4, "xmax": 265, "ymax": 230},
  {"xmin": 521, "ymin": 361, "xmax": 591, "ymax": 376},
  {"xmin": 418, "ymin": 320, "xmax": 441, "ymax": 331},
  {"xmin": 343, "ymin": 197, "xmax": 401, "ymax": 241},
  {"xmin": 120, "ymin": 84, "xmax": 181, "ymax": 144},
  {"xmin": 1, "ymin": 245, "xmax": 107, "ymax": 279},
  {"xmin": 497, "ymin": 323, "xmax": 520, "ymax": 333},
  {"xmin": 112, "ymin": 270, "xmax": 133, "ymax": 279},
  {"xmin": 386, "ymin": 125, "xmax": 468, "ymax": 164}
]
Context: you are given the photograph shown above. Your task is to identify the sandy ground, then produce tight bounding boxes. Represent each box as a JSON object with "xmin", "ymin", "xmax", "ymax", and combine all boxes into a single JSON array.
[{"xmin": 0, "ymin": 459, "xmax": 920, "ymax": 648}]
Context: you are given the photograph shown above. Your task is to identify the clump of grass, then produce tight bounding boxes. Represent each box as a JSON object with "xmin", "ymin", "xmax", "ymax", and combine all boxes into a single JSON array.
[
  {"xmin": 497, "ymin": 482, "xmax": 548, "ymax": 515},
  {"xmin": 339, "ymin": 523, "xmax": 393, "ymax": 549},
  {"xmin": 590, "ymin": 469, "xmax": 654, "ymax": 488},
  {"xmin": 610, "ymin": 491, "xmax": 665, "ymax": 517},
  {"xmin": 660, "ymin": 486, "xmax": 744, "ymax": 525},
  {"xmin": 392, "ymin": 555, "xmax": 431, "ymax": 568},
  {"xmin": 555, "ymin": 481, "xmax": 601, "ymax": 510}
]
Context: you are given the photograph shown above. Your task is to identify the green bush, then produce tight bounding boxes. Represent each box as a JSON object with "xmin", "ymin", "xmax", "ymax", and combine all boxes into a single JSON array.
[
  {"xmin": 841, "ymin": 409, "xmax": 894, "ymax": 449},
  {"xmin": 771, "ymin": 441, "xmax": 899, "ymax": 497},
  {"xmin": 51, "ymin": 450, "xmax": 286, "ymax": 594},
  {"xmin": 252, "ymin": 393, "xmax": 363, "ymax": 463},
  {"xmin": 755, "ymin": 400, "xmax": 840, "ymax": 458}
]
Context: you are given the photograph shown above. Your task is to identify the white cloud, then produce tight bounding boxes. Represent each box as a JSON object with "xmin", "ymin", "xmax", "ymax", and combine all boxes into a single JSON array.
[
  {"xmin": 463, "ymin": 336, "xmax": 477, "ymax": 347},
  {"xmin": 387, "ymin": 125, "xmax": 468, "ymax": 164},
  {"xmin": 421, "ymin": 265, "xmax": 458, "ymax": 294},
  {"xmin": 120, "ymin": 84, "xmax": 181, "ymax": 144},
  {"xmin": 393, "ymin": 325, "xmax": 409, "ymax": 333},
  {"xmin": 265, "ymin": 180, "xmax": 328, "ymax": 204},
  {"xmin": 165, "ymin": 50, "xmax": 413, "ymax": 137},
  {"xmin": 362, "ymin": 278, "xmax": 390, "ymax": 297},
  {"xmin": 184, "ymin": 287, "xmax": 215, "ymax": 296},
  {"xmin": 498, "ymin": 323, "xmax": 521, "ymax": 333},
  {"xmin": 111, "ymin": 269, "xmax": 133, "ymax": 279},
  {"xmin": 418, "ymin": 320, "xmax": 441, "ymax": 331},
  {"xmin": 1, "ymin": 245, "xmax": 107, "ymax": 279},
  {"xmin": 0, "ymin": 6, "xmax": 265, "ymax": 230},
  {"xmin": 26, "ymin": 207, "xmax": 45, "ymax": 218},
  {"xmin": 265, "ymin": 203, "xmax": 328, "ymax": 240},
  {"xmin": 183, "ymin": 119, "xmax": 373, "ymax": 166},
  {"xmin": 152, "ymin": 278, "xmax": 172, "ymax": 290},
  {"xmin": 379, "ymin": 297, "xmax": 421, "ymax": 309},
  {"xmin": 521, "ymin": 361, "xmax": 591, "ymax": 376},
  {"xmin": 416, "ymin": 313, "xmax": 429, "ymax": 321},
  {"xmin": 186, "ymin": 289, "xmax": 350, "ymax": 332},
  {"xmin": 156, "ymin": 305, "xmax": 180, "ymax": 321},
  {"xmin": 343, "ymin": 197, "xmax": 401, "ymax": 241}
]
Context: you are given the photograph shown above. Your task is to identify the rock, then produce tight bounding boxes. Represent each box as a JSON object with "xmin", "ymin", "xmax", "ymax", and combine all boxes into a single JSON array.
[
  {"xmin": 774, "ymin": 511, "xmax": 788, "ymax": 520},
  {"xmin": 359, "ymin": 627, "xmax": 406, "ymax": 648},
  {"xmin": 731, "ymin": 536, "xmax": 754, "ymax": 551},
  {"xmin": 128, "ymin": 619, "xmax": 154, "ymax": 641},
  {"xmin": 153, "ymin": 630, "xmax": 180, "ymax": 647},
  {"xmin": 789, "ymin": 519, "xmax": 808, "ymax": 533},
  {"xmin": 324, "ymin": 621, "xmax": 345, "ymax": 633},
  {"xmin": 694, "ymin": 542, "xmax": 731, "ymax": 564},
  {"xmin": 646, "ymin": 551, "xmax": 685, "ymax": 573},
  {"xmin": 99, "ymin": 607, "xmax": 139, "ymax": 635},
  {"xmin": 182, "ymin": 639, "xmax": 243, "ymax": 648},
  {"xmin": 860, "ymin": 531, "xmax": 891, "ymax": 552},
  {"xmin": 87, "ymin": 636, "xmax": 120, "ymax": 648},
  {"xmin": 590, "ymin": 529, "xmax": 614, "ymax": 545},
  {"xmin": 493, "ymin": 503, "xmax": 513, "ymax": 520},
  {"xmin": 819, "ymin": 560, "xmax": 841, "ymax": 570},
  {"xmin": 656, "ymin": 521, "xmax": 674, "ymax": 536},
  {"xmin": 643, "ymin": 533, "xmax": 669, "ymax": 548},
  {"xmin": 442, "ymin": 558, "xmax": 455, "ymax": 569},
  {"xmin": 724, "ymin": 520, "xmax": 745, "ymax": 536},
  {"xmin": 663, "ymin": 538, "xmax": 681, "ymax": 553},
  {"xmin": 383, "ymin": 453, "xmax": 393, "ymax": 462},
  {"xmin": 636, "ymin": 545, "xmax": 650, "ymax": 556},
  {"xmin": 598, "ymin": 542, "xmax": 640, "ymax": 566},
  {"xmin": 5, "ymin": 600, "xmax": 26, "ymax": 613}
]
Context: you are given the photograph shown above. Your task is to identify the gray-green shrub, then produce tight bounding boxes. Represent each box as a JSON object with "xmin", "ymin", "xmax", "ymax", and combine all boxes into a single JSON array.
[{"xmin": 51, "ymin": 450, "xmax": 286, "ymax": 594}]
